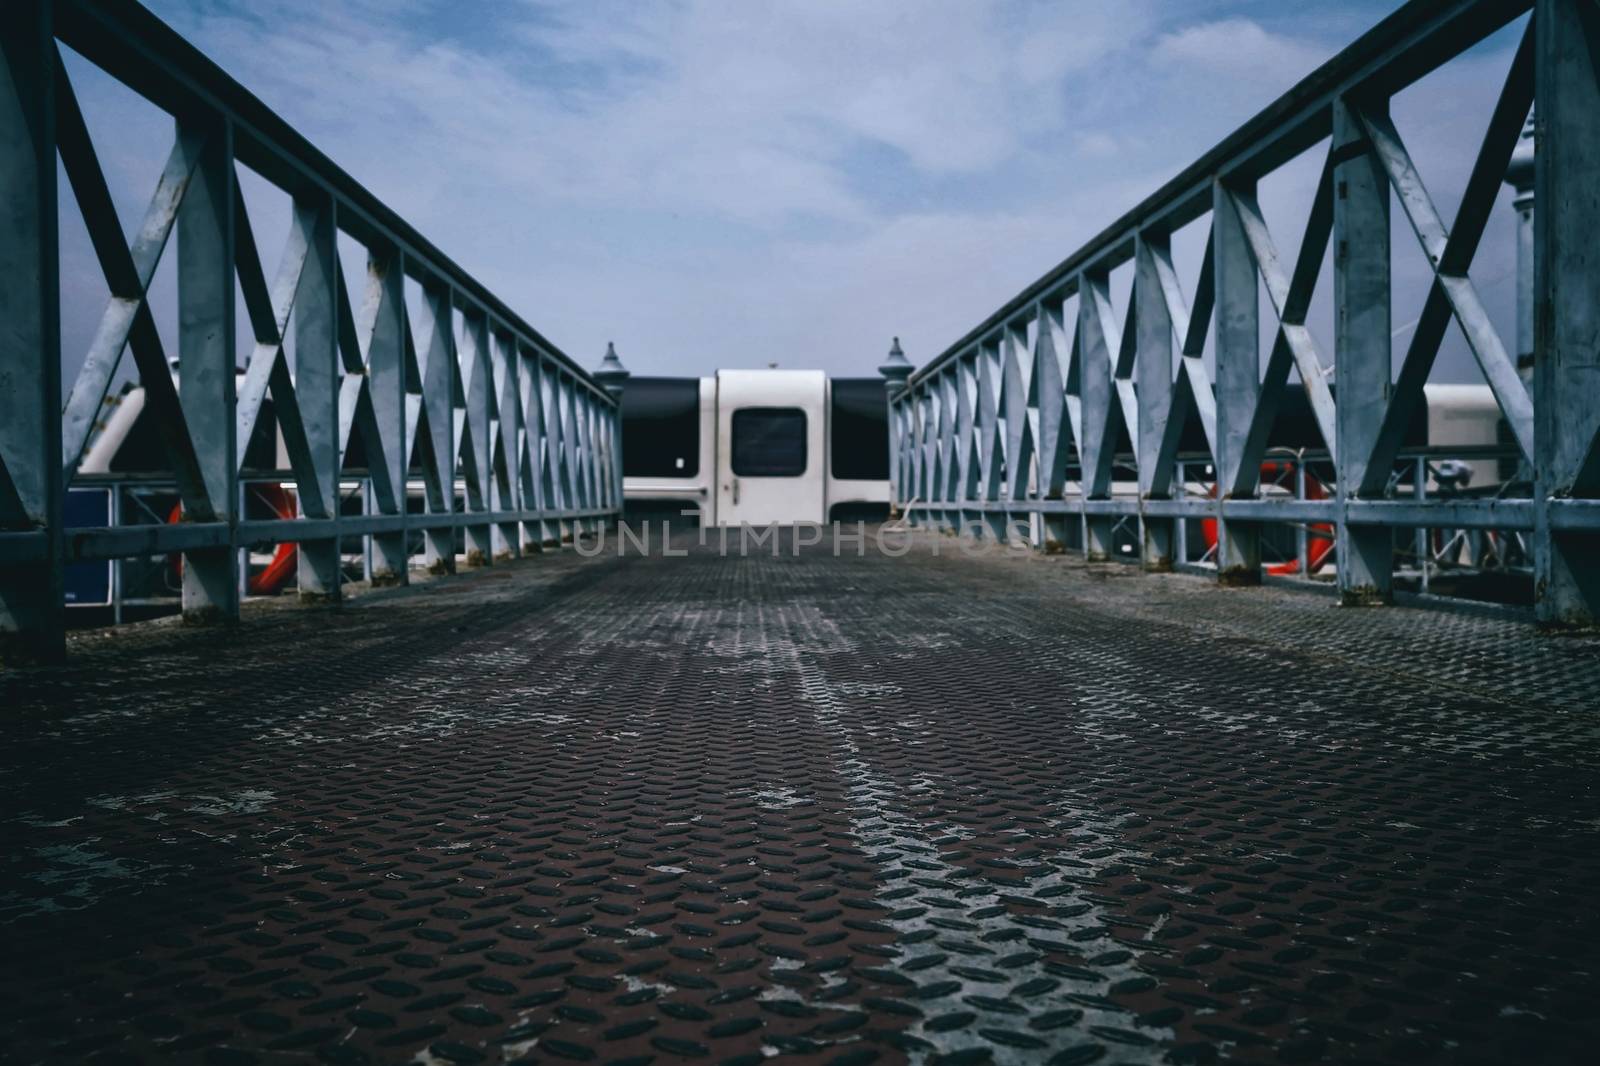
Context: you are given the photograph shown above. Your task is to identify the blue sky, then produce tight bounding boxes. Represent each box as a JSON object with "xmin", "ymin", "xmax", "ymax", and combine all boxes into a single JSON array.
[{"xmin": 60, "ymin": 0, "xmax": 1528, "ymax": 384}]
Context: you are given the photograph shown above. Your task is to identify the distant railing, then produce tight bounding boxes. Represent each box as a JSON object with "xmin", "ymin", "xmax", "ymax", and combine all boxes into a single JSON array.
[
  {"xmin": 886, "ymin": 0, "xmax": 1600, "ymax": 626},
  {"xmin": 0, "ymin": 0, "xmax": 623, "ymax": 660}
]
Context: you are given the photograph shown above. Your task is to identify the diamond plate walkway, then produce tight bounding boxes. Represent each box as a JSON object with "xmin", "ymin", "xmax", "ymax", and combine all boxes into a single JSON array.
[{"xmin": 3, "ymin": 532, "xmax": 1599, "ymax": 1066}]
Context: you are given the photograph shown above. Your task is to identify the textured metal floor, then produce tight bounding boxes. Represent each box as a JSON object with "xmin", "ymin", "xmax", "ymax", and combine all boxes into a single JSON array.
[{"xmin": 3, "ymin": 530, "xmax": 1599, "ymax": 1066}]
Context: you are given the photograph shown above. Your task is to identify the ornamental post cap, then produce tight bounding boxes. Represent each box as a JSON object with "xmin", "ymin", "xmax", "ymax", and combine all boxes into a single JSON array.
[
  {"xmin": 594, "ymin": 341, "xmax": 630, "ymax": 397},
  {"xmin": 878, "ymin": 336, "xmax": 913, "ymax": 383}
]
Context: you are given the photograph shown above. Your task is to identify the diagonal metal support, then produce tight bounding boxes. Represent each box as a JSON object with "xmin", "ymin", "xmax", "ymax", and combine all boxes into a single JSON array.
[
  {"xmin": 1145, "ymin": 234, "xmax": 1218, "ymax": 479},
  {"xmin": 1224, "ymin": 154, "xmax": 1339, "ymax": 466},
  {"xmin": 1354, "ymin": 47, "xmax": 1534, "ymax": 463},
  {"xmin": 1135, "ymin": 233, "xmax": 1176, "ymax": 569},
  {"xmin": 975, "ymin": 342, "xmax": 1004, "ymax": 504},
  {"xmin": 1032, "ymin": 303, "xmax": 1073, "ymax": 500},
  {"xmin": 55, "ymin": 59, "xmax": 212, "ymax": 511},
  {"xmin": 417, "ymin": 282, "xmax": 456, "ymax": 569},
  {"xmin": 1078, "ymin": 271, "xmax": 1124, "ymax": 501},
  {"xmin": 459, "ymin": 311, "xmax": 494, "ymax": 561},
  {"xmin": 1215, "ymin": 155, "xmax": 1337, "ymax": 505},
  {"xmin": 234, "ymin": 187, "xmax": 317, "ymax": 488},
  {"xmin": 1358, "ymin": 25, "xmax": 1534, "ymax": 495},
  {"xmin": 1002, "ymin": 322, "xmax": 1034, "ymax": 504}
]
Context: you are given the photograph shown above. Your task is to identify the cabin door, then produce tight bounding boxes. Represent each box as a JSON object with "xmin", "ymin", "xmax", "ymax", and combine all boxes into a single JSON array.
[{"xmin": 714, "ymin": 370, "xmax": 826, "ymax": 527}]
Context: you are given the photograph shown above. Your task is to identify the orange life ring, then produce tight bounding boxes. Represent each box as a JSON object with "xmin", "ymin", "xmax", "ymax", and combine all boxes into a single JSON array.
[
  {"xmin": 1200, "ymin": 461, "xmax": 1333, "ymax": 575},
  {"xmin": 166, "ymin": 484, "xmax": 298, "ymax": 595}
]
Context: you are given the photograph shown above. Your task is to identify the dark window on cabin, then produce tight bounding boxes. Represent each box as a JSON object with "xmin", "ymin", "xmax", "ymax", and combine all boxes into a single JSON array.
[
  {"xmin": 731, "ymin": 408, "xmax": 808, "ymax": 477},
  {"xmin": 830, "ymin": 378, "xmax": 888, "ymax": 480},
  {"xmin": 621, "ymin": 377, "xmax": 700, "ymax": 478}
]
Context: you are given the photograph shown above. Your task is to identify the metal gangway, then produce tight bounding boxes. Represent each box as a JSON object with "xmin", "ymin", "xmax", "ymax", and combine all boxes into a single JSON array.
[{"xmin": 4, "ymin": 3, "xmax": 1600, "ymax": 1066}]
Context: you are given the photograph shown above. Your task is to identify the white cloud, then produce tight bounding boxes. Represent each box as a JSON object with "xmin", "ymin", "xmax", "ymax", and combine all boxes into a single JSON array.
[{"xmin": 1151, "ymin": 17, "xmax": 1332, "ymax": 96}]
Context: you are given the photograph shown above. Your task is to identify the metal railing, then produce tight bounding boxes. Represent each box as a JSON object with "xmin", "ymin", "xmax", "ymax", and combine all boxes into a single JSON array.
[
  {"xmin": 0, "ymin": 0, "xmax": 623, "ymax": 660},
  {"xmin": 886, "ymin": 0, "xmax": 1600, "ymax": 626}
]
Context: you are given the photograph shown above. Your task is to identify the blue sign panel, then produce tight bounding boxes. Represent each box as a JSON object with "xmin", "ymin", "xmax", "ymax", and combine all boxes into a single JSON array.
[{"xmin": 64, "ymin": 488, "xmax": 112, "ymax": 606}]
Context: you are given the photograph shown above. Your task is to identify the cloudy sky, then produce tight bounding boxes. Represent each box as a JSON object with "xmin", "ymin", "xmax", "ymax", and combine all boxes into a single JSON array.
[{"xmin": 60, "ymin": 0, "xmax": 1529, "ymax": 384}]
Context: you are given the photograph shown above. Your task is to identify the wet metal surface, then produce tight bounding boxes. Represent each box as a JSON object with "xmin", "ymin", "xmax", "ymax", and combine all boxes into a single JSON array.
[{"xmin": 2, "ymin": 531, "xmax": 1599, "ymax": 1065}]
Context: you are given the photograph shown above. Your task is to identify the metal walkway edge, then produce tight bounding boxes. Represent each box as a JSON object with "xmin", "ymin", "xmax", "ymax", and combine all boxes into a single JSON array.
[{"xmin": 3, "ymin": 533, "xmax": 1598, "ymax": 1065}]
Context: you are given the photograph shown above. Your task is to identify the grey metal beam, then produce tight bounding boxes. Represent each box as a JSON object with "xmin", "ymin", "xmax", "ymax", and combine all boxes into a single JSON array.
[
  {"xmin": 1033, "ymin": 300, "xmax": 1073, "ymax": 502},
  {"xmin": 459, "ymin": 312, "xmax": 494, "ymax": 563},
  {"xmin": 1533, "ymin": 0, "xmax": 1600, "ymax": 625},
  {"xmin": 955, "ymin": 356, "xmax": 978, "ymax": 503},
  {"xmin": 361, "ymin": 249, "xmax": 409, "ymax": 583},
  {"xmin": 902, "ymin": 496, "xmax": 1538, "ymax": 530},
  {"xmin": 1134, "ymin": 234, "xmax": 1174, "ymax": 571},
  {"xmin": 1212, "ymin": 183, "xmax": 1262, "ymax": 584},
  {"xmin": 51, "ymin": 504, "xmax": 617, "ymax": 564},
  {"xmin": 526, "ymin": 352, "xmax": 554, "ymax": 546},
  {"xmin": 1333, "ymin": 97, "xmax": 1394, "ymax": 605},
  {"xmin": 293, "ymin": 195, "xmax": 341, "ymax": 599},
  {"xmin": 1077, "ymin": 272, "xmax": 1119, "ymax": 503},
  {"xmin": 0, "ymin": 0, "xmax": 64, "ymax": 662},
  {"xmin": 1077, "ymin": 272, "xmax": 1118, "ymax": 559},
  {"xmin": 1002, "ymin": 323, "xmax": 1033, "ymax": 505},
  {"xmin": 492, "ymin": 330, "xmax": 522, "ymax": 558},
  {"xmin": 559, "ymin": 372, "xmax": 580, "ymax": 539},
  {"xmin": 176, "ymin": 116, "xmax": 238, "ymax": 623},
  {"xmin": 418, "ymin": 284, "xmax": 456, "ymax": 571}
]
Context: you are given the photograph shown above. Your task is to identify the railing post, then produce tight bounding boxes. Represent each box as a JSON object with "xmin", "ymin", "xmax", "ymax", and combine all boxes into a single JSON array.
[
  {"xmin": 975, "ymin": 340, "xmax": 1006, "ymax": 541},
  {"xmin": 517, "ymin": 347, "xmax": 540, "ymax": 550},
  {"xmin": 1213, "ymin": 178, "xmax": 1262, "ymax": 584},
  {"xmin": 559, "ymin": 373, "xmax": 578, "ymax": 543},
  {"xmin": 491, "ymin": 330, "xmax": 521, "ymax": 560},
  {"xmin": 295, "ymin": 195, "xmax": 340, "ymax": 600},
  {"xmin": 922, "ymin": 381, "xmax": 935, "ymax": 527},
  {"xmin": 177, "ymin": 114, "xmax": 238, "ymax": 623},
  {"xmin": 1135, "ymin": 234, "xmax": 1174, "ymax": 571},
  {"xmin": 364, "ymin": 250, "xmax": 408, "ymax": 584},
  {"xmin": 1078, "ymin": 271, "xmax": 1115, "ymax": 560},
  {"xmin": 956, "ymin": 354, "xmax": 978, "ymax": 539},
  {"xmin": 1534, "ymin": 0, "xmax": 1600, "ymax": 626},
  {"xmin": 1333, "ymin": 96, "xmax": 1394, "ymax": 605},
  {"xmin": 938, "ymin": 372, "xmax": 957, "ymax": 531},
  {"xmin": 420, "ymin": 284, "xmax": 456, "ymax": 573},
  {"xmin": 532, "ymin": 356, "xmax": 556, "ymax": 547},
  {"xmin": 0, "ymin": 0, "xmax": 63, "ymax": 662},
  {"xmin": 461, "ymin": 312, "xmax": 494, "ymax": 565},
  {"xmin": 578, "ymin": 385, "xmax": 597, "ymax": 537}
]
